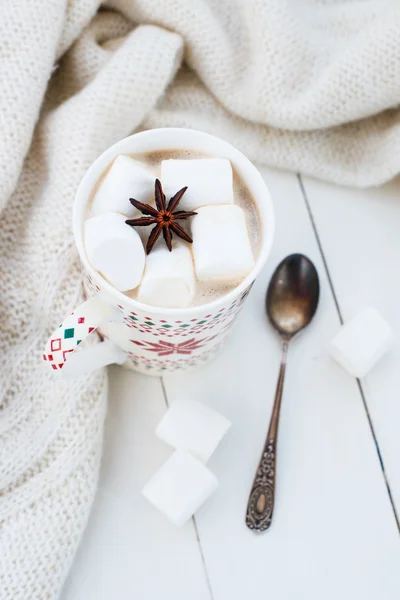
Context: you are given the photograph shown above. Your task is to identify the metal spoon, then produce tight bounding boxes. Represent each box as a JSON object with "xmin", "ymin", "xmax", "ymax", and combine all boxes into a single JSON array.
[{"xmin": 245, "ymin": 253, "xmax": 320, "ymax": 532}]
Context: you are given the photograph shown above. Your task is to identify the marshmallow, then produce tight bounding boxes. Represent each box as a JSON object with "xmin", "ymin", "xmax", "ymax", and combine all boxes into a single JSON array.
[
  {"xmin": 85, "ymin": 212, "xmax": 145, "ymax": 291},
  {"xmin": 138, "ymin": 242, "xmax": 195, "ymax": 308},
  {"xmin": 142, "ymin": 450, "xmax": 218, "ymax": 526},
  {"xmin": 91, "ymin": 155, "xmax": 154, "ymax": 218},
  {"xmin": 161, "ymin": 158, "xmax": 234, "ymax": 212},
  {"xmin": 329, "ymin": 307, "xmax": 394, "ymax": 378},
  {"xmin": 156, "ymin": 400, "xmax": 231, "ymax": 463},
  {"xmin": 192, "ymin": 205, "xmax": 255, "ymax": 283}
]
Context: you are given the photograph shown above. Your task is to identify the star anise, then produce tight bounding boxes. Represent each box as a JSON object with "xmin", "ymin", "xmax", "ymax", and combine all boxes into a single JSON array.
[{"xmin": 125, "ymin": 179, "xmax": 197, "ymax": 254}]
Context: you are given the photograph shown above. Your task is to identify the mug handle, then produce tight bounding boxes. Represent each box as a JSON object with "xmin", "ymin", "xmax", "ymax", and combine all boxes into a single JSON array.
[{"xmin": 43, "ymin": 297, "xmax": 126, "ymax": 375}]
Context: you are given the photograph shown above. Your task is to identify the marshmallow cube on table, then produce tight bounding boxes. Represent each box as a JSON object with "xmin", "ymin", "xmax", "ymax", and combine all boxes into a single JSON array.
[
  {"xmin": 91, "ymin": 155, "xmax": 154, "ymax": 219},
  {"xmin": 138, "ymin": 242, "xmax": 195, "ymax": 308},
  {"xmin": 329, "ymin": 307, "xmax": 394, "ymax": 378},
  {"xmin": 85, "ymin": 212, "xmax": 145, "ymax": 292},
  {"xmin": 142, "ymin": 450, "xmax": 218, "ymax": 527},
  {"xmin": 192, "ymin": 204, "xmax": 255, "ymax": 284},
  {"xmin": 156, "ymin": 400, "xmax": 231, "ymax": 463},
  {"xmin": 161, "ymin": 158, "xmax": 234, "ymax": 212}
]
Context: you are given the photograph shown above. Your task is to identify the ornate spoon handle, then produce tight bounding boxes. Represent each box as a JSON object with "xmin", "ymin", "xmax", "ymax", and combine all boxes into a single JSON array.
[{"xmin": 246, "ymin": 342, "xmax": 288, "ymax": 532}]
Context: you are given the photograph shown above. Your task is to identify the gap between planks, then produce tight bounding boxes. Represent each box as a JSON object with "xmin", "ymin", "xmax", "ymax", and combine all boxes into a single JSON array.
[
  {"xmin": 297, "ymin": 173, "xmax": 400, "ymax": 533},
  {"xmin": 160, "ymin": 376, "xmax": 215, "ymax": 600}
]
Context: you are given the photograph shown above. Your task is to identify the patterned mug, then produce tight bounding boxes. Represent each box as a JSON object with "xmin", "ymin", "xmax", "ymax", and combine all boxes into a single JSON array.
[{"xmin": 43, "ymin": 129, "xmax": 274, "ymax": 376}]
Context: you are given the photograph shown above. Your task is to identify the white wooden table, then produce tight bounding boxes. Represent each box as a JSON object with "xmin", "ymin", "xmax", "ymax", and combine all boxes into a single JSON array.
[{"xmin": 62, "ymin": 167, "xmax": 400, "ymax": 600}]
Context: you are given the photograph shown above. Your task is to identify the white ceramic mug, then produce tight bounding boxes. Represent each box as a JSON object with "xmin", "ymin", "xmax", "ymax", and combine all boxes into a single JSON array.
[{"xmin": 43, "ymin": 128, "xmax": 274, "ymax": 377}]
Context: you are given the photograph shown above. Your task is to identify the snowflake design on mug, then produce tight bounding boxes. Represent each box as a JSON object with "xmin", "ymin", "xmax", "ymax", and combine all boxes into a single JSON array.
[{"xmin": 131, "ymin": 335, "xmax": 218, "ymax": 357}]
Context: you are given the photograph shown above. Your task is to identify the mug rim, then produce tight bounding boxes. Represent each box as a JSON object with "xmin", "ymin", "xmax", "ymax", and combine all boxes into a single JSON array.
[{"xmin": 74, "ymin": 128, "xmax": 275, "ymax": 316}]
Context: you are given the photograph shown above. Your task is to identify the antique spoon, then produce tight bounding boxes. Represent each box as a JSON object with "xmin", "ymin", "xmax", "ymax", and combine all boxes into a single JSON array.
[{"xmin": 246, "ymin": 253, "xmax": 320, "ymax": 532}]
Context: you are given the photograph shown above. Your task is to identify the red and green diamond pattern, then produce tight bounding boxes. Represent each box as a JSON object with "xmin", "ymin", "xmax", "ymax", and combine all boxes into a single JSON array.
[
  {"xmin": 44, "ymin": 314, "xmax": 96, "ymax": 371},
  {"xmin": 122, "ymin": 287, "xmax": 251, "ymax": 338}
]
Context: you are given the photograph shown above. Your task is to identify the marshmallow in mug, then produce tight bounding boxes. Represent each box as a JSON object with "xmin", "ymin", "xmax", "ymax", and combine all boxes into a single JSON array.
[
  {"xmin": 84, "ymin": 212, "xmax": 145, "ymax": 292},
  {"xmin": 161, "ymin": 158, "xmax": 234, "ymax": 212},
  {"xmin": 192, "ymin": 204, "xmax": 255, "ymax": 283},
  {"xmin": 91, "ymin": 155, "xmax": 154, "ymax": 219},
  {"xmin": 138, "ymin": 242, "xmax": 196, "ymax": 308}
]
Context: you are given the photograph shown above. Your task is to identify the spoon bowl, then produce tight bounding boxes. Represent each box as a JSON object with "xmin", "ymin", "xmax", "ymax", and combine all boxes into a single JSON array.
[{"xmin": 267, "ymin": 254, "xmax": 320, "ymax": 339}]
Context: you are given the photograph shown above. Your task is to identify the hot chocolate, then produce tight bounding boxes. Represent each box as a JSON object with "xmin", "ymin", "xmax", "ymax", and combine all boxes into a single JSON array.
[{"xmin": 85, "ymin": 149, "xmax": 261, "ymax": 308}]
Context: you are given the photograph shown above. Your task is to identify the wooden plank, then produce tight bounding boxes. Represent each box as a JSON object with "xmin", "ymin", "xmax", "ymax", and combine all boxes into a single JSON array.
[
  {"xmin": 163, "ymin": 168, "xmax": 400, "ymax": 600},
  {"xmin": 61, "ymin": 367, "xmax": 211, "ymax": 600},
  {"xmin": 301, "ymin": 174, "xmax": 400, "ymax": 516}
]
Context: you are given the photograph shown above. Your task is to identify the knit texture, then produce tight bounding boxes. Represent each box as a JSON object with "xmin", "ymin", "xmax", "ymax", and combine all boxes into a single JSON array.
[
  {"xmin": 0, "ymin": 5, "xmax": 182, "ymax": 599},
  {"xmin": 1, "ymin": 1, "xmax": 400, "ymax": 598}
]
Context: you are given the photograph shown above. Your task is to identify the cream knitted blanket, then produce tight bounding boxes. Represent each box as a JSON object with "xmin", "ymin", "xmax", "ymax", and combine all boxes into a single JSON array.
[{"xmin": 1, "ymin": 1, "xmax": 400, "ymax": 598}]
